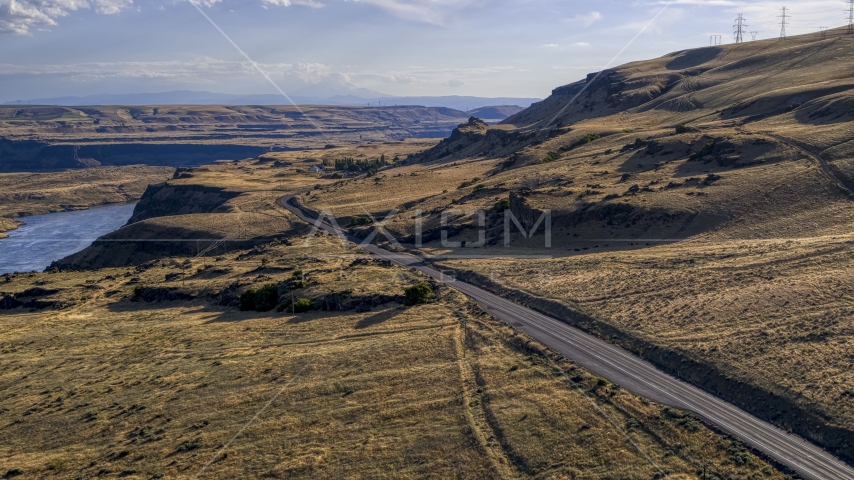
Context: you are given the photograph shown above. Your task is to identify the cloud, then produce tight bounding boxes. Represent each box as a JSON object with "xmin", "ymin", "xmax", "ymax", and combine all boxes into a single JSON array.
[
  {"xmin": 260, "ymin": 0, "xmax": 324, "ymax": 7},
  {"xmin": 563, "ymin": 11, "xmax": 601, "ymax": 27},
  {"xmin": 93, "ymin": 0, "xmax": 131, "ymax": 14},
  {"xmin": 289, "ymin": 62, "xmax": 332, "ymax": 83},
  {"xmin": 342, "ymin": 0, "xmax": 481, "ymax": 26},
  {"xmin": 444, "ymin": 79, "xmax": 464, "ymax": 88},
  {"xmin": 543, "ymin": 43, "xmax": 558, "ymax": 47},
  {"xmin": 0, "ymin": 0, "xmax": 132, "ymax": 35},
  {"xmin": 572, "ymin": 42, "xmax": 590, "ymax": 47}
]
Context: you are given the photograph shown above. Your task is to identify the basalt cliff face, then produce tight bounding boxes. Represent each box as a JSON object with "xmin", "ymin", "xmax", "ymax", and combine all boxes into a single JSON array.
[{"xmin": 0, "ymin": 139, "xmax": 270, "ymax": 171}]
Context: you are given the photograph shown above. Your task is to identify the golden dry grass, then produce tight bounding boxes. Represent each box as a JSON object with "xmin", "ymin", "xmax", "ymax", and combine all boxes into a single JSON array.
[{"xmin": 0, "ymin": 235, "xmax": 786, "ymax": 479}]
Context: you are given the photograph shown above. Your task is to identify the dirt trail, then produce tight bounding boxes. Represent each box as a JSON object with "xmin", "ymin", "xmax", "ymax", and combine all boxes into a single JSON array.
[{"xmin": 761, "ymin": 131, "xmax": 854, "ymax": 195}]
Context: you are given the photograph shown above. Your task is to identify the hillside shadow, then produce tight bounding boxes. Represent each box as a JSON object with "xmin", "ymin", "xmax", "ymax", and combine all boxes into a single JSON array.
[
  {"xmin": 355, "ymin": 307, "xmax": 400, "ymax": 329},
  {"xmin": 665, "ymin": 47, "xmax": 722, "ymax": 71}
]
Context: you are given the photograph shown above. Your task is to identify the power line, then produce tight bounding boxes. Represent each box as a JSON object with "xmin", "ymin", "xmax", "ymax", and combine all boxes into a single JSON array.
[
  {"xmin": 779, "ymin": 6, "xmax": 790, "ymax": 39},
  {"xmin": 734, "ymin": 13, "xmax": 747, "ymax": 43}
]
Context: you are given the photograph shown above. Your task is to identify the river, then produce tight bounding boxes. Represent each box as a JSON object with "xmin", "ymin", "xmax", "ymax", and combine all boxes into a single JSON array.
[{"xmin": 0, "ymin": 203, "xmax": 136, "ymax": 275}]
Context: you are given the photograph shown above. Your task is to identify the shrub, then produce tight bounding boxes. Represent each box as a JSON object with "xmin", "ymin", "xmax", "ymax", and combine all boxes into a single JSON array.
[
  {"xmin": 562, "ymin": 133, "xmax": 601, "ymax": 152},
  {"xmin": 404, "ymin": 283, "xmax": 432, "ymax": 306},
  {"xmin": 4, "ymin": 469, "xmax": 24, "ymax": 478},
  {"xmin": 501, "ymin": 157, "xmax": 517, "ymax": 169},
  {"xmin": 239, "ymin": 289, "xmax": 258, "ymax": 311},
  {"xmin": 542, "ymin": 151, "xmax": 561, "ymax": 163},
  {"xmin": 133, "ymin": 285, "xmax": 142, "ymax": 297},
  {"xmin": 292, "ymin": 269, "xmax": 304, "ymax": 279},
  {"xmin": 594, "ymin": 377, "xmax": 609, "ymax": 387},
  {"xmin": 675, "ymin": 124, "xmax": 689, "ymax": 134},
  {"xmin": 496, "ymin": 198, "xmax": 511, "ymax": 212},
  {"xmin": 348, "ymin": 216, "xmax": 373, "ymax": 227},
  {"xmin": 276, "ymin": 299, "xmax": 292, "ymax": 313},
  {"xmin": 292, "ymin": 298, "xmax": 314, "ymax": 313},
  {"xmin": 253, "ymin": 284, "xmax": 279, "ymax": 312},
  {"xmin": 689, "ymin": 140, "xmax": 715, "ymax": 161},
  {"xmin": 46, "ymin": 459, "xmax": 67, "ymax": 472},
  {"xmin": 458, "ymin": 177, "xmax": 482, "ymax": 189},
  {"xmin": 472, "ymin": 184, "xmax": 485, "ymax": 192}
]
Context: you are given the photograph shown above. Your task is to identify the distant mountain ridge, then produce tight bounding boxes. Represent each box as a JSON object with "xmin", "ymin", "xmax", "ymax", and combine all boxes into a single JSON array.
[{"xmin": 5, "ymin": 90, "xmax": 541, "ymax": 111}]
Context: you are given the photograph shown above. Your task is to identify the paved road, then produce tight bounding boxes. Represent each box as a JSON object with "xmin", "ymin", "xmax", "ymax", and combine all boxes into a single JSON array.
[{"xmin": 279, "ymin": 194, "xmax": 854, "ymax": 480}]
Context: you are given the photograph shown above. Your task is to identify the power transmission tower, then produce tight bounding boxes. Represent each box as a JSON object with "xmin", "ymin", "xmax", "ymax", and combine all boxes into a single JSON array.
[
  {"xmin": 734, "ymin": 14, "xmax": 747, "ymax": 43},
  {"xmin": 849, "ymin": 0, "xmax": 854, "ymax": 34},
  {"xmin": 710, "ymin": 35, "xmax": 722, "ymax": 46},
  {"xmin": 820, "ymin": 27, "xmax": 829, "ymax": 40},
  {"xmin": 779, "ymin": 7, "xmax": 789, "ymax": 39},
  {"xmin": 750, "ymin": 31, "xmax": 759, "ymax": 41}
]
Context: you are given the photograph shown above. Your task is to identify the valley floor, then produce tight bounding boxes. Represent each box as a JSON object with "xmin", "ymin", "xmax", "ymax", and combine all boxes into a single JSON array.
[{"xmin": 0, "ymin": 234, "xmax": 786, "ymax": 479}]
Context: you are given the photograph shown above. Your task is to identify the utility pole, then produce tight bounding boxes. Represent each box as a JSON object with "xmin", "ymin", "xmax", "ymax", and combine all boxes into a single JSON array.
[
  {"xmin": 750, "ymin": 31, "xmax": 759, "ymax": 41},
  {"xmin": 734, "ymin": 14, "xmax": 747, "ymax": 43},
  {"xmin": 849, "ymin": 0, "xmax": 854, "ymax": 34},
  {"xmin": 779, "ymin": 7, "xmax": 789, "ymax": 40}
]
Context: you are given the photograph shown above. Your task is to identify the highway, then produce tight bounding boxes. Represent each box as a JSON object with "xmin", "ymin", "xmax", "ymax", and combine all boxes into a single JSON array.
[{"xmin": 279, "ymin": 194, "xmax": 854, "ymax": 480}]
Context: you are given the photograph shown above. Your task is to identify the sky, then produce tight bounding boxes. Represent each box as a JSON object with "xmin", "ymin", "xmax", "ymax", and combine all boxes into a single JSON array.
[{"xmin": 0, "ymin": 0, "xmax": 851, "ymax": 102}]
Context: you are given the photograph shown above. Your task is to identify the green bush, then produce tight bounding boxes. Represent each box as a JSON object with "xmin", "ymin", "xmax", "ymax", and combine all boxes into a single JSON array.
[
  {"xmin": 276, "ymin": 299, "xmax": 292, "ymax": 313},
  {"xmin": 496, "ymin": 198, "xmax": 511, "ymax": 212},
  {"xmin": 348, "ymin": 216, "xmax": 373, "ymax": 227},
  {"xmin": 594, "ymin": 377, "xmax": 609, "ymax": 387},
  {"xmin": 133, "ymin": 285, "xmax": 142, "ymax": 297},
  {"xmin": 4, "ymin": 468, "xmax": 24, "ymax": 478},
  {"xmin": 404, "ymin": 283, "xmax": 432, "ymax": 306},
  {"xmin": 675, "ymin": 124, "xmax": 689, "ymax": 134},
  {"xmin": 542, "ymin": 151, "xmax": 561, "ymax": 163},
  {"xmin": 254, "ymin": 285, "xmax": 279, "ymax": 312},
  {"xmin": 501, "ymin": 157, "xmax": 517, "ymax": 169},
  {"xmin": 689, "ymin": 140, "xmax": 715, "ymax": 161},
  {"xmin": 291, "ymin": 269, "xmax": 304, "ymax": 280},
  {"xmin": 239, "ymin": 284, "xmax": 279, "ymax": 312},
  {"xmin": 292, "ymin": 298, "xmax": 314, "ymax": 313},
  {"xmin": 239, "ymin": 289, "xmax": 258, "ymax": 311},
  {"xmin": 563, "ymin": 133, "xmax": 601, "ymax": 152},
  {"xmin": 458, "ymin": 177, "xmax": 482, "ymax": 189},
  {"xmin": 46, "ymin": 459, "xmax": 67, "ymax": 472}
]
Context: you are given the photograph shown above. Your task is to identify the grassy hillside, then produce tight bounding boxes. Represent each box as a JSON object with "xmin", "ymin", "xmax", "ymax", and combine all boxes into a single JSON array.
[{"xmin": 287, "ymin": 29, "xmax": 854, "ymax": 464}]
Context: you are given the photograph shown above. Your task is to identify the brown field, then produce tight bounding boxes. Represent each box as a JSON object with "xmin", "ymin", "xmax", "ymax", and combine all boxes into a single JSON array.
[{"xmin": 0, "ymin": 234, "xmax": 786, "ymax": 479}]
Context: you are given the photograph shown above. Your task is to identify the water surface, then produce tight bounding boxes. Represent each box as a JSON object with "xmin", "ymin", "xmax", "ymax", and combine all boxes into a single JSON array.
[{"xmin": 0, "ymin": 203, "xmax": 136, "ymax": 274}]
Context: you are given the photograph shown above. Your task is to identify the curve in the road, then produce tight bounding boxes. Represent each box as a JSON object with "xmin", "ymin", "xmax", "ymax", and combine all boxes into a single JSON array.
[{"xmin": 278, "ymin": 194, "xmax": 854, "ymax": 480}]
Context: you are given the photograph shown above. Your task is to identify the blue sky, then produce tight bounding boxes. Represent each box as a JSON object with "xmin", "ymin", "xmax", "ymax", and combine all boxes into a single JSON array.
[{"xmin": 0, "ymin": 0, "xmax": 849, "ymax": 102}]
